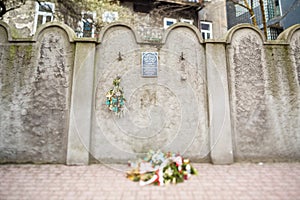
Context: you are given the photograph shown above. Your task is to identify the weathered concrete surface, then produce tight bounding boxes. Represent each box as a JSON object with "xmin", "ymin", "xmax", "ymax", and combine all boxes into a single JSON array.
[
  {"xmin": 206, "ymin": 42, "xmax": 234, "ymax": 164},
  {"xmin": 0, "ymin": 23, "xmax": 74, "ymax": 163},
  {"xmin": 67, "ymin": 41, "xmax": 96, "ymax": 165},
  {"xmin": 227, "ymin": 24, "xmax": 300, "ymax": 162},
  {"xmin": 91, "ymin": 24, "xmax": 209, "ymax": 164},
  {"xmin": 1, "ymin": 21, "xmax": 300, "ymax": 164}
]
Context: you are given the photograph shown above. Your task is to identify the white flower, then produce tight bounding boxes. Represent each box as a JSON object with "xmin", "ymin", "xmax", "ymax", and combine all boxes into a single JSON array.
[{"xmin": 165, "ymin": 167, "xmax": 173, "ymax": 176}]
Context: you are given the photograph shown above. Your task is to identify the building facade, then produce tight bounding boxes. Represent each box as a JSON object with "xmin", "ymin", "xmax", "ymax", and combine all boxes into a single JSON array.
[
  {"xmin": 0, "ymin": 0, "xmax": 207, "ymax": 41},
  {"xmin": 227, "ymin": 0, "xmax": 300, "ymax": 40},
  {"xmin": 198, "ymin": 0, "xmax": 228, "ymax": 40},
  {"xmin": 0, "ymin": 0, "xmax": 231, "ymax": 40}
]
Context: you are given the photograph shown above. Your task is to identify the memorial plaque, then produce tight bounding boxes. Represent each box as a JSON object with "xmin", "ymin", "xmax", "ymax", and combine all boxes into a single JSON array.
[{"xmin": 142, "ymin": 52, "xmax": 158, "ymax": 77}]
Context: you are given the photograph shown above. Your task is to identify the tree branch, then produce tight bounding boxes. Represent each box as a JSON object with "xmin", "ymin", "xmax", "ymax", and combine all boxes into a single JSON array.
[
  {"xmin": 228, "ymin": 0, "xmax": 249, "ymax": 10},
  {"xmin": 4, "ymin": 0, "xmax": 25, "ymax": 13},
  {"xmin": 228, "ymin": 0, "xmax": 257, "ymax": 26}
]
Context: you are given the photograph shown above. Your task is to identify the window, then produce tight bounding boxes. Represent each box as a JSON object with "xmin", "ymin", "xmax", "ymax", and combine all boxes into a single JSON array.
[
  {"xmin": 274, "ymin": 0, "xmax": 281, "ymax": 17},
  {"xmin": 180, "ymin": 18, "xmax": 194, "ymax": 25},
  {"xmin": 267, "ymin": 27, "xmax": 283, "ymax": 40},
  {"xmin": 163, "ymin": 18, "xmax": 177, "ymax": 29},
  {"xmin": 267, "ymin": 0, "xmax": 282, "ymax": 20},
  {"xmin": 76, "ymin": 11, "xmax": 96, "ymax": 38},
  {"xmin": 235, "ymin": 4, "xmax": 248, "ymax": 17},
  {"xmin": 102, "ymin": 11, "xmax": 118, "ymax": 23},
  {"xmin": 32, "ymin": 2, "xmax": 54, "ymax": 35},
  {"xmin": 235, "ymin": 0, "xmax": 259, "ymax": 17},
  {"xmin": 200, "ymin": 21, "xmax": 212, "ymax": 39}
]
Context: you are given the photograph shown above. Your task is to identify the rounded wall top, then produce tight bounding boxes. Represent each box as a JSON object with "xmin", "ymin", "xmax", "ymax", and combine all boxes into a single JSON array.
[
  {"xmin": 225, "ymin": 23, "xmax": 266, "ymax": 44},
  {"xmin": 98, "ymin": 22, "xmax": 142, "ymax": 44},
  {"xmin": 277, "ymin": 24, "xmax": 300, "ymax": 42},
  {"xmin": 162, "ymin": 22, "xmax": 204, "ymax": 44},
  {"xmin": 33, "ymin": 22, "xmax": 77, "ymax": 42},
  {"xmin": 0, "ymin": 21, "xmax": 14, "ymax": 41},
  {"xmin": 0, "ymin": 21, "xmax": 77, "ymax": 42},
  {"xmin": 98, "ymin": 22, "xmax": 204, "ymax": 45}
]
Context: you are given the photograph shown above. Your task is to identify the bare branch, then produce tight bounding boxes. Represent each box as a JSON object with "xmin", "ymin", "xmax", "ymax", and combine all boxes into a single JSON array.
[
  {"xmin": 171, "ymin": 5, "xmax": 193, "ymax": 13},
  {"xmin": 228, "ymin": 0, "xmax": 257, "ymax": 26},
  {"xmin": 228, "ymin": 0, "xmax": 251, "ymax": 11},
  {"xmin": 259, "ymin": 0, "xmax": 267, "ymax": 39},
  {"xmin": 4, "ymin": 0, "xmax": 25, "ymax": 13}
]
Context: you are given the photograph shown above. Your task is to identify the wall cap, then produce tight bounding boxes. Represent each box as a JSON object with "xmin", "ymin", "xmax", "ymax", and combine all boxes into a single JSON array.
[
  {"xmin": 225, "ymin": 23, "xmax": 266, "ymax": 44},
  {"xmin": 162, "ymin": 22, "xmax": 204, "ymax": 44},
  {"xmin": 0, "ymin": 21, "xmax": 15, "ymax": 41},
  {"xmin": 98, "ymin": 22, "xmax": 142, "ymax": 44},
  {"xmin": 277, "ymin": 24, "xmax": 300, "ymax": 42},
  {"xmin": 33, "ymin": 22, "xmax": 76, "ymax": 42}
]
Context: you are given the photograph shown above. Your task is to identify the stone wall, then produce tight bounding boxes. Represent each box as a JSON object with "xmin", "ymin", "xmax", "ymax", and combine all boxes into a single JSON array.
[
  {"xmin": 0, "ymin": 22, "xmax": 74, "ymax": 163},
  {"xmin": 0, "ymin": 21, "xmax": 299, "ymax": 164},
  {"xmin": 90, "ymin": 24, "xmax": 209, "ymax": 164},
  {"xmin": 227, "ymin": 24, "xmax": 300, "ymax": 162}
]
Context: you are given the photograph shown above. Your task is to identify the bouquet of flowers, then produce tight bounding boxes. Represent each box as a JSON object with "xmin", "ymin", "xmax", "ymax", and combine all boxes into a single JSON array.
[
  {"xmin": 105, "ymin": 76, "xmax": 126, "ymax": 115},
  {"xmin": 126, "ymin": 150, "xmax": 198, "ymax": 186}
]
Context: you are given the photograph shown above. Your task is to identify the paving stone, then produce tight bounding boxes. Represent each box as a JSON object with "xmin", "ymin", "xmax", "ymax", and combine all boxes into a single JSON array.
[{"xmin": 0, "ymin": 163, "xmax": 299, "ymax": 200}]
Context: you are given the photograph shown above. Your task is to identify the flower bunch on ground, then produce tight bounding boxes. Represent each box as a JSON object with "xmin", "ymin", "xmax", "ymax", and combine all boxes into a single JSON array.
[
  {"xmin": 126, "ymin": 150, "xmax": 198, "ymax": 186},
  {"xmin": 105, "ymin": 76, "xmax": 125, "ymax": 115}
]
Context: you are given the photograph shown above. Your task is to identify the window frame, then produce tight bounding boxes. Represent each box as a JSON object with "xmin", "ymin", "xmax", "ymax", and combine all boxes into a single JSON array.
[
  {"xmin": 199, "ymin": 21, "xmax": 213, "ymax": 40},
  {"xmin": 102, "ymin": 11, "xmax": 119, "ymax": 23},
  {"xmin": 180, "ymin": 18, "xmax": 194, "ymax": 25},
  {"xmin": 77, "ymin": 11, "xmax": 97, "ymax": 38},
  {"xmin": 163, "ymin": 17, "xmax": 177, "ymax": 29},
  {"xmin": 32, "ymin": 2, "xmax": 55, "ymax": 35}
]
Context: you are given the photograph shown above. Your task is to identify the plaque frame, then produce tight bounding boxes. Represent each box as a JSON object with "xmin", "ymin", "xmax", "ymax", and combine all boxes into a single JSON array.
[{"xmin": 141, "ymin": 52, "xmax": 158, "ymax": 77}]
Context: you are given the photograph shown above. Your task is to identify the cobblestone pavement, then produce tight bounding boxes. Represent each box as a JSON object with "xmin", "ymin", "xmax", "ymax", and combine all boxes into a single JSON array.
[{"xmin": 0, "ymin": 162, "xmax": 299, "ymax": 200}]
